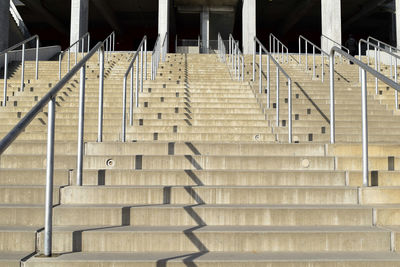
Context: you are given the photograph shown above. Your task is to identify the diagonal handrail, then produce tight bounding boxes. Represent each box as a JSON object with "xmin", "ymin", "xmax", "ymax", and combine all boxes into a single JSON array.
[
  {"xmin": 269, "ymin": 33, "xmax": 289, "ymax": 63},
  {"xmin": 329, "ymin": 47, "xmax": 400, "ymax": 187},
  {"xmin": 1, "ymin": 35, "xmax": 40, "ymax": 106},
  {"xmin": 228, "ymin": 34, "xmax": 244, "ymax": 81},
  {"xmin": 121, "ymin": 36, "xmax": 147, "ymax": 142},
  {"xmin": 367, "ymin": 36, "xmax": 400, "ymax": 53},
  {"xmin": 58, "ymin": 32, "xmax": 90, "ymax": 79},
  {"xmin": 298, "ymin": 35, "xmax": 329, "ymax": 82},
  {"xmin": 254, "ymin": 36, "xmax": 293, "ymax": 143}
]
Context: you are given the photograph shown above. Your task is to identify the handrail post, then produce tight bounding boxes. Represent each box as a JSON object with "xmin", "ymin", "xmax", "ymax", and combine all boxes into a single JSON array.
[
  {"xmin": 35, "ymin": 37, "xmax": 39, "ymax": 80},
  {"xmin": 44, "ymin": 96, "xmax": 55, "ymax": 257},
  {"xmin": 97, "ymin": 47, "xmax": 104, "ymax": 142},
  {"xmin": 267, "ymin": 54, "xmax": 270, "ymax": 109},
  {"xmin": 305, "ymin": 43, "xmax": 308, "ymax": 71},
  {"xmin": 361, "ymin": 68, "xmax": 369, "ymax": 187},
  {"xmin": 288, "ymin": 78, "xmax": 292, "ymax": 143},
  {"xmin": 3, "ymin": 53, "xmax": 7, "ymax": 106},
  {"xmin": 312, "ymin": 46, "xmax": 316, "ymax": 79},
  {"xmin": 374, "ymin": 47, "xmax": 378, "ymax": 95},
  {"xmin": 396, "ymin": 57, "xmax": 398, "ymax": 109},
  {"xmin": 136, "ymin": 57, "xmax": 139, "ymax": 107},
  {"xmin": 322, "ymin": 54, "xmax": 325, "ymax": 83},
  {"xmin": 145, "ymin": 38, "xmax": 147, "ymax": 80},
  {"xmin": 241, "ymin": 56, "xmax": 244, "ymax": 81},
  {"xmin": 390, "ymin": 47, "xmax": 393, "ymax": 79},
  {"xmin": 276, "ymin": 67, "xmax": 280, "ymax": 127},
  {"xmin": 252, "ymin": 40, "xmax": 256, "ymax": 81},
  {"xmin": 298, "ymin": 38, "xmax": 301, "ymax": 64},
  {"xmin": 329, "ymin": 53, "xmax": 335, "ymax": 144},
  {"xmin": 21, "ymin": 43, "xmax": 25, "ymax": 91},
  {"xmin": 140, "ymin": 45, "xmax": 144, "ymax": 93},
  {"xmin": 358, "ymin": 42, "xmax": 362, "ymax": 83},
  {"xmin": 122, "ymin": 75, "xmax": 127, "ymax": 142},
  {"xmin": 130, "ymin": 67, "xmax": 134, "ymax": 126},
  {"xmin": 88, "ymin": 34, "xmax": 91, "ymax": 52},
  {"xmin": 76, "ymin": 64, "xmax": 86, "ymax": 186},
  {"xmin": 259, "ymin": 45, "xmax": 262, "ymax": 94}
]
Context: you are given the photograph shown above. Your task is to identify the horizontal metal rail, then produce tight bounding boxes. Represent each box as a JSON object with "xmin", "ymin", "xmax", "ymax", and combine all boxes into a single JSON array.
[
  {"xmin": 298, "ymin": 35, "xmax": 329, "ymax": 82},
  {"xmin": 228, "ymin": 34, "xmax": 244, "ymax": 81},
  {"xmin": 122, "ymin": 36, "xmax": 147, "ymax": 142},
  {"xmin": 1, "ymin": 35, "xmax": 40, "ymax": 106},
  {"xmin": 254, "ymin": 36, "xmax": 293, "ymax": 143},
  {"xmin": 269, "ymin": 33, "xmax": 289, "ymax": 63},
  {"xmin": 0, "ymin": 39, "xmax": 107, "ymax": 256},
  {"xmin": 58, "ymin": 32, "xmax": 90, "ymax": 80},
  {"xmin": 329, "ymin": 47, "xmax": 400, "ymax": 187}
]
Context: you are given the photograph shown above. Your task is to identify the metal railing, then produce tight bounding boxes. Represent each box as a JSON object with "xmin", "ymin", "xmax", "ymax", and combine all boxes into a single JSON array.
[
  {"xmin": 228, "ymin": 34, "xmax": 244, "ymax": 81},
  {"xmin": 103, "ymin": 31, "xmax": 116, "ymax": 61},
  {"xmin": 162, "ymin": 33, "xmax": 168, "ymax": 62},
  {"xmin": 1, "ymin": 35, "xmax": 40, "ymax": 106},
  {"xmin": 151, "ymin": 34, "xmax": 161, "ymax": 80},
  {"xmin": 58, "ymin": 32, "xmax": 90, "ymax": 80},
  {"xmin": 254, "ymin": 36, "xmax": 293, "ymax": 143},
  {"xmin": 367, "ymin": 36, "xmax": 400, "ymax": 75},
  {"xmin": 122, "ymin": 36, "xmax": 147, "ymax": 142},
  {"xmin": 321, "ymin": 34, "xmax": 349, "ymax": 63},
  {"xmin": 0, "ymin": 38, "xmax": 108, "ymax": 256},
  {"xmin": 329, "ymin": 47, "xmax": 400, "ymax": 187},
  {"xmin": 298, "ymin": 35, "xmax": 329, "ymax": 82},
  {"xmin": 269, "ymin": 33, "xmax": 289, "ymax": 63},
  {"xmin": 217, "ymin": 33, "xmax": 226, "ymax": 63},
  {"xmin": 358, "ymin": 39, "xmax": 400, "ymax": 109}
]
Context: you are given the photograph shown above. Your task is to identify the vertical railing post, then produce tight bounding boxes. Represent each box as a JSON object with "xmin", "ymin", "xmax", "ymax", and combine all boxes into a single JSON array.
[
  {"xmin": 21, "ymin": 43, "xmax": 25, "ymax": 91},
  {"xmin": 322, "ymin": 53, "xmax": 325, "ymax": 83},
  {"xmin": 129, "ymin": 67, "xmax": 134, "ymax": 126},
  {"xmin": 252, "ymin": 40, "xmax": 256, "ymax": 81},
  {"xmin": 76, "ymin": 64, "xmax": 86, "ymax": 186},
  {"xmin": 35, "ymin": 37, "xmax": 39, "ymax": 80},
  {"xmin": 267, "ymin": 54, "xmax": 270, "ymax": 109},
  {"xmin": 136, "ymin": 57, "xmax": 139, "ymax": 107},
  {"xmin": 44, "ymin": 96, "xmax": 55, "ymax": 257},
  {"xmin": 288, "ymin": 78, "xmax": 292, "ymax": 143},
  {"xmin": 97, "ymin": 47, "xmax": 105, "ymax": 142},
  {"xmin": 361, "ymin": 69, "xmax": 369, "ymax": 187},
  {"xmin": 276, "ymin": 67, "xmax": 280, "ymax": 127},
  {"xmin": 122, "ymin": 74, "xmax": 127, "ymax": 142},
  {"xmin": 305, "ymin": 43, "xmax": 308, "ymax": 71},
  {"xmin": 299, "ymin": 38, "xmax": 301, "ymax": 64},
  {"xmin": 259, "ymin": 46, "xmax": 262, "ymax": 94},
  {"xmin": 88, "ymin": 34, "xmax": 91, "ymax": 52},
  {"xmin": 329, "ymin": 53, "xmax": 335, "ymax": 144},
  {"xmin": 140, "ymin": 46, "xmax": 144, "ymax": 93},
  {"xmin": 3, "ymin": 53, "xmax": 8, "ymax": 106},
  {"xmin": 145, "ymin": 38, "xmax": 147, "ymax": 80},
  {"xmin": 374, "ymin": 47, "xmax": 378, "ymax": 95},
  {"xmin": 396, "ymin": 58, "xmax": 398, "ymax": 109},
  {"xmin": 312, "ymin": 46, "xmax": 316, "ymax": 79}
]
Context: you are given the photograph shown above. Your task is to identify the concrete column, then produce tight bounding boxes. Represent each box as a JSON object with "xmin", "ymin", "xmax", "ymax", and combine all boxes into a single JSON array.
[
  {"xmin": 242, "ymin": 0, "xmax": 256, "ymax": 55},
  {"xmin": 158, "ymin": 0, "xmax": 170, "ymax": 52},
  {"xmin": 0, "ymin": 0, "xmax": 10, "ymax": 51},
  {"xmin": 321, "ymin": 0, "xmax": 342, "ymax": 53},
  {"xmin": 70, "ymin": 0, "xmax": 89, "ymax": 47},
  {"xmin": 201, "ymin": 7, "xmax": 210, "ymax": 53},
  {"xmin": 396, "ymin": 0, "xmax": 400, "ymax": 47}
]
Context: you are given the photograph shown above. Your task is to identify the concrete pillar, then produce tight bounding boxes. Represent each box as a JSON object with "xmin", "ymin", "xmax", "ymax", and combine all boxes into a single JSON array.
[
  {"xmin": 158, "ymin": 0, "xmax": 170, "ymax": 52},
  {"xmin": 242, "ymin": 0, "xmax": 256, "ymax": 55},
  {"xmin": 396, "ymin": 0, "xmax": 400, "ymax": 47},
  {"xmin": 0, "ymin": 0, "xmax": 10, "ymax": 51},
  {"xmin": 70, "ymin": 0, "xmax": 89, "ymax": 47},
  {"xmin": 321, "ymin": 0, "xmax": 342, "ymax": 53},
  {"xmin": 201, "ymin": 7, "xmax": 210, "ymax": 53}
]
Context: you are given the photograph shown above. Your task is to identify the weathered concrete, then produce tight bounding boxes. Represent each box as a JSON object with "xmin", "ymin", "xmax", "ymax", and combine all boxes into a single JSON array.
[
  {"xmin": 242, "ymin": 0, "xmax": 256, "ymax": 54},
  {"xmin": 158, "ymin": 0, "xmax": 170, "ymax": 52},
  {"xmin": 200, "ymin": 7, "xmax": 210, "ymax": 53},
  {"xmin": 0, "ymin": 0, "xmax": 10, "ymax": 51},
  {"xmin": 69, "ymin": 0, "xmax": 89, "ymax": 48},
  {"xmin": 321, "ymin": 0, "xmax": 342, "ymax": 53}
]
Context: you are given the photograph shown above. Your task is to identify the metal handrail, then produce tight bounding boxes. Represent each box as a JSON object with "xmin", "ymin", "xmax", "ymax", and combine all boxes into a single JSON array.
[
  {"xmin": 254, "ymin": 36, "xmax": 293, "ymax": 143},
  {"xmin": 298, "ymin": 35, "xmax": 329, "ymax": 82},
  {"xmin": 269, "ymin": 33, "xmax": 289, "ymax": 63},
  {"xmin": 103, "ymin": 31, "xmax": 116, "ymax": 61},
  {"xmin": 358, "ymin": 39, "xmax": 400, "ymax": 108},
  {"xmin": 321, "ymin": 34, "xmax": 349, "ymax": 54},
  {"xmin": 151, "ymin": 34, "xmax": 161, "ymax": 80},
  {"xmin": 329, "ymin": 46, "xmax": 400, "ymax": 187},
  {"xmin": 161, "ymin": 33, "xmax": 168, "ymax": 62},
  {"xmin": 0, "ymin": 40, "xmax": 107, "ymax": 256},
  {"xmin": 1, "ymin": 35, "xmax": 40, "ymax": 106},
  {"xmin": 368, "ymin": 36, "xmax": 400, "ymax": 53},
  {"xmin": 122, "ymin": 36, "xmax": 147, "ymax": 142},
  {"xmin": 228, "ymin": 34, "xmax": 244, "ymax": 81},
  {"xmin": 58, "ymin": 32, "xmax": 90, "ymax": 79}
]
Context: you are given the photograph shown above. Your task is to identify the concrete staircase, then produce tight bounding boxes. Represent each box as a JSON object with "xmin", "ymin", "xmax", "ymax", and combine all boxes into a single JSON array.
[{"xmin": 2, "ymin": 52, "xmax": 400, "ymax": 266}]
